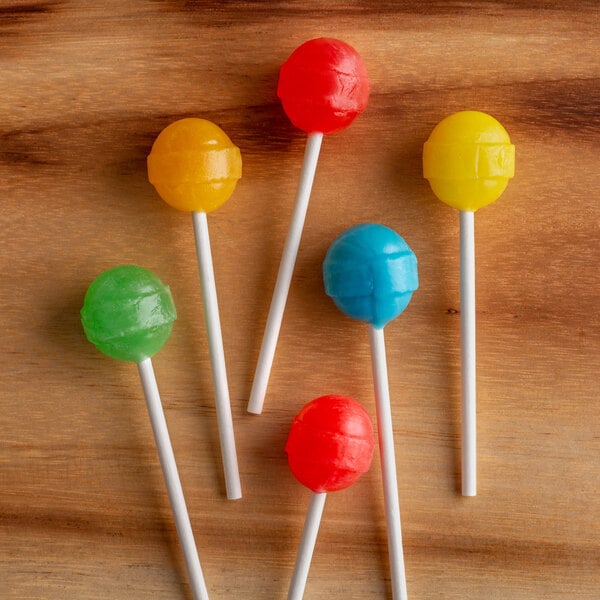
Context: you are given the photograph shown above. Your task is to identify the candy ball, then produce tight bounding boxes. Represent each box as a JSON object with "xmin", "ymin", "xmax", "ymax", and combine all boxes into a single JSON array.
[
  {"xmin": 147, "ymin": 118, "xmax": 242, "ymax": 213},
  {"xmin": 323, "ymin": 223, "xmax": 418, "ymax": 329},
  {"xmin": 285, "ymin": 395, "xmax": 375, "ymax": 493},
  {"xmin": 423, "ymin": 110, "xmax": 515, "ymax": 212},
  {"xmin": 277, "ymin": 38, "xmax": 370, "ymax": 135},
  {"xmin": 81, "ymin": 265, "xmax": 176, "ymax": 363}
]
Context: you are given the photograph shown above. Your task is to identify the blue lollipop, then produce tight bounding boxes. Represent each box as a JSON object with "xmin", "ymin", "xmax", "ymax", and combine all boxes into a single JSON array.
[
  {"xmin": 323, "ymin": 223, "xmax": 418, "ymax": 600},
  {"xmin": 323, "ymin": 223, "xmax": 418, "ymax": 328}
]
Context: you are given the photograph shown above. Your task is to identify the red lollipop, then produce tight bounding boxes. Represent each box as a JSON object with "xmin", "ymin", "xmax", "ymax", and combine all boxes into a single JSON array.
[
  {"xmin": 285, "ymin": 395, "xmax": 374, "ymax": 599},
  {"xmin": 278, "ymin": 38, "xmax": 370, "ymax": 135},
  {"xmin": 248, "ymin": 39, "xmax": 370, "ymax": 414},
  {"xmin": 286, "ymin": 394, "xmax": 374, "ymax": 491}
]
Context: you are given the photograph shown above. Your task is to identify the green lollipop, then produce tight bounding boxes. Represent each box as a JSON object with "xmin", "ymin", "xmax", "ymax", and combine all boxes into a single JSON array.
[
  {"xmin": 81, "ymin": 265, "xmax": 209, "ymax": 600},
  {"xmin": 81, "ymin": 265, "xmax": 176, "ymax": 362}
]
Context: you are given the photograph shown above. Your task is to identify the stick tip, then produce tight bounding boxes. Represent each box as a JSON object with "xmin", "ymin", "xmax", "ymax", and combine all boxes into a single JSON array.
[
  {"xmin": 247, "ymin": 391, "xmax": 265, "ymax": 415},
  {"xmin": 462, "ymin": 483, "xmax": 477, "ymax": 497}
]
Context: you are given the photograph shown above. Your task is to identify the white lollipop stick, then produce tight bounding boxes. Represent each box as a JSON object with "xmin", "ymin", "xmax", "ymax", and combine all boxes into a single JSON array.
[
  {"xmin": 459, "ymin": 210, "xmax": 476, "ymax": 497},
  {"xmin": 192, "ymin": 210, "xmax": 242, "ymax": 500},
  {"xmin": 248, "ymin": 132, "xmax": 324, "ymax": 414},
  {"xmin": 368, "ymin": 326, "xmax": 408, "ymax": 600},
  {"xmin": 138, "ymin": 358, "xmax": 210, "ymax": 600},
  {"xmin": 288, "ymin": 492, "xmax": 327, "ymax": 600}
]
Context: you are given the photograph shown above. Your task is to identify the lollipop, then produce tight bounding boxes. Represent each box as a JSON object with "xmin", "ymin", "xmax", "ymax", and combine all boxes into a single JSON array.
[
  {"xmin": 285, "ymin": 395, "xmax": 375, "ymax": 600},
  {"xmin": 81, "ymin": 265, "xmax": 209, "ymax": 600},
  {"xmin": 423, "ymin": 110, "xmax": 515, "ymax": 496},
  {"xmin": 148, "ymin": 118, "xmax": 242, "ymax": 500},
  {"xmin": 323, "ymin": 223, "xmax": 419, "ymax": 600},
  {"xmin": 248, "ymin": 38, "xmax": 370, "ymax": 414}
]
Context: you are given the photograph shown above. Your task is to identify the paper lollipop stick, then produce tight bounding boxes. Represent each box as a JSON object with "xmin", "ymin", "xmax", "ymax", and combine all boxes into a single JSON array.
[
  {"xmin": 287, "ymin": 492, "xmax": 326, "ymax": 600},
  {"xmin": 248, "ymin": 38, "xmax": 370, "ymax": 415},
  {"xmin": 81, "ymin": 265, "xmax": 209, "ymax": 600},
  {"xmin": 148, "ymin": 118, "xmax": 242, "ymax": 500},
  {"xmin": 369, "ymin": 326, "xmax": 408, "ymax": 599},
  {"xmin": 460, "ymin": 208, "xmax": 476, "ymax": 496},
  {"xmin": 323, "ymin": 224, "xmax": 419, "ymax": 600},
  {"xmin": 248, "ymin": 131, "xmax": 322, "ymax": 415},
  {"xmin": 285, "ymin": 395, "xmax": 375, "ymax": 600},
  {"xmin": 423, "ymin": 110, "xmax": 515, "ymax": 496}
]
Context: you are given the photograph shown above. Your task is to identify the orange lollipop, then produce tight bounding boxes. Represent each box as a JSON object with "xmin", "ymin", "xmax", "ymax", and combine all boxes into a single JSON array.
[
  {"xmin": 148, "ymin": 118, "xmax": 241, "ymax": 212},
  {"xmin": 148, "ymin": 118, "xmax": 242, "ymax": 500}
]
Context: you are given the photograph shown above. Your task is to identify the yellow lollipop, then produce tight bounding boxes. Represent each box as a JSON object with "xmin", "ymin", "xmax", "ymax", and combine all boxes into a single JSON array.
[
  {"xmin": 423, "ymin": 110, "xmax": 514, "ymax": 212},
  {"xmin": 147, "ymin": 118, "xmax": 242, "ymax": 500},
  {"xmin": 148, "ymin": 118, "xmax": 241, "ymax": 212},
  {"xmin": 423, "ymin": 111, "xmax": 515, "ymax": 498}
]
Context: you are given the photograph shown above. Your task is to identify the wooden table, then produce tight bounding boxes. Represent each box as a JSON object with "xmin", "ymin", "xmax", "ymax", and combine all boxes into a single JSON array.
[{"xmin": 2, "ymin": 2, "xmax": 599, "ymax": 598}]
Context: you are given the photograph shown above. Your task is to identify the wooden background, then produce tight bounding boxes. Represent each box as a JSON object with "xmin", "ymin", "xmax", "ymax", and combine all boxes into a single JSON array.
[{"xmin": 1, "ymin": 1, "xmax": 599, "ymax": 598}]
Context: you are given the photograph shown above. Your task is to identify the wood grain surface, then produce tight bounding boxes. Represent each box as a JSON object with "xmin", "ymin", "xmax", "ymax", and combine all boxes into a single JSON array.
[{"xmin": 1, "ymin": 1, "xmax": 599, "ymax": 599}]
